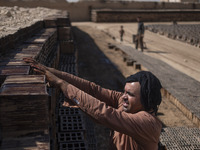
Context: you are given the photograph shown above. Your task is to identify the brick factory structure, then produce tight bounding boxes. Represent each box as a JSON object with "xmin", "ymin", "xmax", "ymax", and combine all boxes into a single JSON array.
[
  {"xmin": 0, "ymin": 1, "xmax": 200, "ymax": 150},
  {"xmin": 0, "ymin": 8, "xmax": 96, "ymax": 149}
]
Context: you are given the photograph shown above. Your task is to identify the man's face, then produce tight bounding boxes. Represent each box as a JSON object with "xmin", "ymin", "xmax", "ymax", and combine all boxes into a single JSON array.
[{"xmin": 122, "ymin": 82, "xmax": 143, "ymax": 113}]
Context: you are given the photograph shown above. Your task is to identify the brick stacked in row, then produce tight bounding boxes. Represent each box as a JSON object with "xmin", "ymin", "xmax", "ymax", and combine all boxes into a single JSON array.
[
  {"xmin": 0, "ymin": 21, "xmax": 44, "ymax": 56},
  {"xmin": 91, "ymin": 9, "xmax": 200, "ymax": 23},
  {"xmin": 55, "ymin": 18, "xmax": 95, "ymax": 149},
  {"xmin": 160, "ymin": 127, "xmax": 200, "ymax": 150},
  {"xmin": 41, "ymin": 12, "xmax": 88, "ymax": 150},
  {"xmin": 146, "ymin": 24, "xmax": 200, "ymax": 48},
  {"xmin": 56, "ymin": 50, "xmax": 97, "ymax": 150},
  {"xmin": 0, "ymin": 14, "xmax": 67, "ymax": 149},
  {"xmin": 0, "ymin": 11, "xmax": 96, "ymax": 149}
]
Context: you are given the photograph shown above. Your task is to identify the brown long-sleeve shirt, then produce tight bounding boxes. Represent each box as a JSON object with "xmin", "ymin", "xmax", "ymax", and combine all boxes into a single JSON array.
[{"xmin": 60, "ymin": 73, "xmax": 162, "ymax": 150}]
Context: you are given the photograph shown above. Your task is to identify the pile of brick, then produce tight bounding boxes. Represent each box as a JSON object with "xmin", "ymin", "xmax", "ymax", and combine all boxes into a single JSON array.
[
  {"xmin": 0, "ymin": 25, "xmax": 57, "ymax": 149},
  {"xmin": 0, "ymin": 6, "xmax": 95, "ymax": 149},
  {"xmin": 55, "ymin": 31, "xmax": 97, "ymax": 149},
  {"xmin": 91, "ymin": 9, "xmax": 200, "ymax": 23},
  {"xmin": 160, "ymin": 127, "xmax": 200, "ymax": 150},
  {"xmin": 146, "ymin": 24, "xmax": 200, "ymax": 48}
]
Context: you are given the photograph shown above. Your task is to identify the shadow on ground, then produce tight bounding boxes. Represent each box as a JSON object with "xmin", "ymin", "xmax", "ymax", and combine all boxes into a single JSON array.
[
  {"xmin": 73, "ymin": 26, "xmax": 125, "ymax": 92},
  {"xmin": 73, "ymin": 26, "xmax": 127, "ymax": 150}
]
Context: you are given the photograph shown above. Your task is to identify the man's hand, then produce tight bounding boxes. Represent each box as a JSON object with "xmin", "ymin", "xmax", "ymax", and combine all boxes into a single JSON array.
[
  {"xmin": 23, "ymin": 57, "xmax": 64, "ymax": 88},
  {"xmin": 23, "ymin": 57, "xmax": 48, "ymax": 72},
  {"xmin": 33, "ymin": 66, "xmax": 64, "ymax": 88}
]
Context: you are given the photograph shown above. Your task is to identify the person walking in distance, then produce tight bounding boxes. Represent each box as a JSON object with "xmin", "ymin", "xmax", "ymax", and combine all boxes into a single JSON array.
[
  {"xmin": 119, "ymin": 25, "xmax": 125, "ymax": 42},
  {"xmin": 24, "ymin": 57, "xmax": 163, "ymax": 150},
  {"xmin": 136, "ymin": 17, "xmax": 145, "ymax": 52}
]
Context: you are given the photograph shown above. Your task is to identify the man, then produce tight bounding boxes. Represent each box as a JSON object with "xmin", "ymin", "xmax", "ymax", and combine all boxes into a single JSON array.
[
  {"xmin": 24, "ymin": 57, "xmax": 162, "ymax": 150},
  {"xmin": 119, "ymin": 25, "xmax": 125, "ymax": 42},
  {"xmin": 136, "ymin": 17, "xmax": 145, "ymax": 52}
]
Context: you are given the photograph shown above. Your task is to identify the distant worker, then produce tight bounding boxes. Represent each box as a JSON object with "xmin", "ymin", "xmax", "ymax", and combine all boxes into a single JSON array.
[
  {"xmin": 173, "ymin": 20, "xmax": 177, "ymax": 25},
  {"xmin": 135, "ymin": 17, "xmax": 145, "ymax": 52},
  {"xmin": 119, "ymin": 25, "xmax": 125, "ymax": 42}
]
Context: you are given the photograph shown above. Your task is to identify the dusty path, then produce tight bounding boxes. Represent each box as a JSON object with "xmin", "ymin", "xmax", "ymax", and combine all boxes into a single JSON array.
[
  {"xmin": 72, "ymin": 22, "xmax": 197, "ymax": 150},
  {"xmin": 75, "ymin": 22, "xmax": 200, "ymax": 82}
]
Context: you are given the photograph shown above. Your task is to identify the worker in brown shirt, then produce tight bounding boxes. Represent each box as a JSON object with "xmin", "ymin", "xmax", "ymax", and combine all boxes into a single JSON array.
[{"xmin": 24, "ymin": 57, "xmax": 163, "ymax": 150}]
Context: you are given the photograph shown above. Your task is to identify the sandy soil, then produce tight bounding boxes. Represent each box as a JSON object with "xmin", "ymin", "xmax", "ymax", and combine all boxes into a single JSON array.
[
  {"xmin": 0, "ymin": 6, "xmax": 62, "ymax": 38},
  {"xmin": 72, "ymin": 22, "xmax": 197, "ymax": 150},
  {"xmin": 75, "ymin": 22, "xmax": 200, "ymax": 82}
]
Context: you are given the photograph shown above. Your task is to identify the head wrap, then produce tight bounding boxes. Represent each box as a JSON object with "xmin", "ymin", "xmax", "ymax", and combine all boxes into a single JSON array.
[{"xmin": 125, "ymin": 71, "xmax": 162, "ymax": 113}]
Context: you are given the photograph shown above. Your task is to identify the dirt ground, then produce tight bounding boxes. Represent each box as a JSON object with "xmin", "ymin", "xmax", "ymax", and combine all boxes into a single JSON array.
[
  {"xmin": 0, "ymin": 6, "xmax": 62, "ymax": 38},
  {"xmin": 72, "ymin": 22, "xmax": 198, "ymax": 149}
]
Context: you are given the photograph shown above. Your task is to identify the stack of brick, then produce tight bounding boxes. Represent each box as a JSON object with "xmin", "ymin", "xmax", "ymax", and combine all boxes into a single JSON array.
[
  {"xmin": 0, "ymin": 75, "xmax": 49, "ymax": 137},
  {"xmin": 160, "ymin": 127, "xmax": 200, "ymax": 150},
  {"xmin": 146, "ymin": 24, "xmax": 200, "ymax": 48},
  {"xmin": 57, "ymin": 13, "xmax": 74, "ymax": 55},
  {"xmin": 58, "ymin": 103, "xmax": 88, "ymax": 150},
  {"xmin": 0, "ymin": 10, "xmax": 95, "ymax": 149},
  {"xmin": 91, "ymin": 9, "xmax": 200, "ymax": 23},
  {"xmin": 56, "ymin": 53, "xmax": 89, "ymax": 150},
  {"xmin": 0, "ymin": 27, "xmax": 58, "ymax": 85},
  {"xmin": 0, "ymin": 21, "xmax": 44, "ymax": 56},
  {"xmin": 0, "ymin": 15, "xmax": 62, "ymax": 149},
  {"xmin": 23, "ymin": 28, "xmax": 58, "ymax": 66},
  {"xmin": 54, "ymin": 16, "xmax": 96, "ymax": 146}
]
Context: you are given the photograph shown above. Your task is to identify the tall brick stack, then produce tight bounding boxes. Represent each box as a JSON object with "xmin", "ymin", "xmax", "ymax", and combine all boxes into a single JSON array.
[
  {"xmin": 0, "ymin": 8, "xmax": 95, "ymax": 149},
  {"xmin": 0, "ymin": 75, "xmax": 49, "ymax": 137},
  {"xmin": 57, "ymin": 16, "xmax": 74, "ymax": 55},
  {"xmin": 0, "ymin": 23, "xmax": 59, "ymax": 150},
  {"xmin": 54, "ymin": 13, "xmax": 96, "ymax": 150},
  {"xmin": 0, "ymin": 21, "xmax": 44, "ymax": 56},
  {"xmin": 0, "ymin": 10, "xmax": 70, "ymax": 150}
]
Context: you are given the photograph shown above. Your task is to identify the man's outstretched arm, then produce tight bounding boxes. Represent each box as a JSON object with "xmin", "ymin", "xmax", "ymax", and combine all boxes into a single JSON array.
[{"xmin": 24, "ymin": 57, "xmax": 122, "ymax": 107}]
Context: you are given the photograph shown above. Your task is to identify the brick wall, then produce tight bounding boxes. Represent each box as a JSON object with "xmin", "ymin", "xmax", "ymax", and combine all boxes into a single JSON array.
[
  {"xmin": 0, "ymin": 8, "xmax": 91, "ymax": 150},
  {"xmin": 0, "ymin": 11, "xmax": 77, "ymax": 150},
  {"xmin": 0, "ymin": 1, "xmax": 200, "ymax": 21},
  {"xmin": 91, "ymin": 9, "xmax": 200, "ymax": 22}
]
